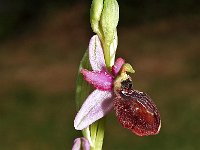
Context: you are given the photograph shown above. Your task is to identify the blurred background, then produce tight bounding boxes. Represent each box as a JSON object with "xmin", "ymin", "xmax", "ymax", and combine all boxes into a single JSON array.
[{"xmin": 0, "ymin": 0, "xmax": 200, "ymax": 149}]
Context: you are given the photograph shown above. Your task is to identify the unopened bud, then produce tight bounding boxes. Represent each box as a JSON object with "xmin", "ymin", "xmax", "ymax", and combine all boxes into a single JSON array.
[
  {"xmin": 72, "ymin": 137, "xmax": 90, "ymax": 150},
  {"xmin": 100, "ymin": 0, "xmax": 119, "ymax": 46},
  {"xmin": 90, "ymin": 0, "xmax": 104, "ymax": 34}
]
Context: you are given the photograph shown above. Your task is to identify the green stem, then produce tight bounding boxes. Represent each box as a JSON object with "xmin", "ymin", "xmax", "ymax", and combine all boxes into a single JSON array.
[
  {"xmin": 90, "ymin": 119, "xmax": 105, "ymax": 150},
  {"xmin": 104, "ymin": 44, "xmax": 111, "ymax": 69}
]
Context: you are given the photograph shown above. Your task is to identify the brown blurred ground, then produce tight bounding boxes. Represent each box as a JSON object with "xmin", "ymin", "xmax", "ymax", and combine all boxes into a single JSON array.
[{"xmin": 0, "ymin": 2, "xmax": 200, "ymax": 150}]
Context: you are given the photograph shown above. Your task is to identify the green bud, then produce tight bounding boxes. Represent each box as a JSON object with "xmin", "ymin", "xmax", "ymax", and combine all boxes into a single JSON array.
[
  {"xmin": 90, "ymin": 0, "xmax": 104, "ymax": 35},
  {"xmin": 100, "ymin": 0, "xmax": 119, "ymax": 46}
]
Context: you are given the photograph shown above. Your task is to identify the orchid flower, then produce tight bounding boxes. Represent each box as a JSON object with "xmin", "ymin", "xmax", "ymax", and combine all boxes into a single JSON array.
[
  {"xmin": 74, "ymin": 35, "xmax": 161, "ymax": 136},
  {"xmin": 72, "ymin": 137, "xmax": 90, "ymax": 150}
]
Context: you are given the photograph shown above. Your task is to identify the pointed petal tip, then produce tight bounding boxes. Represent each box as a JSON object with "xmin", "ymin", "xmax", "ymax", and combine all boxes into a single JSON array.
[
  {"xmin": 74, "ymin": 119, "xmax": 88, "ymax": 130},
  {"xmin": 116, "ymin": 57, "xmax": 125, "ymax": 62},
  {"xmin": 112, "ymin": 57, "xmax": 125, "ymax": 76},
  {"xmin": 74, "ymin": 120, "xmax": 82, "ymax": 130}
]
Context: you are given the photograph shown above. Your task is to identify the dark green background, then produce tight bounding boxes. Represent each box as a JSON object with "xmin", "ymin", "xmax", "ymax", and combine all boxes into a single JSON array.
[{"xmin": 0, "ymin": 0, "xmax": 200, "ymax": 149}]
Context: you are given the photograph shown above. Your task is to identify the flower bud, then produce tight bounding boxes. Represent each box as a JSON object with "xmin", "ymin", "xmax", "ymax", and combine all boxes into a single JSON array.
[
  {"xmin": 72, "ymin": 137, "xmax": 90, "ymax": 150},
  {"xmin": 90, "ymin": 0, "xmax": 104, "ymax": 34},
  {"xmin": 90, "ymin": 0, "xmax": 119, "ymax": 68},
  {"xmin": 100, "ymin": 0, "xmax": 119, "ymax": 46}
]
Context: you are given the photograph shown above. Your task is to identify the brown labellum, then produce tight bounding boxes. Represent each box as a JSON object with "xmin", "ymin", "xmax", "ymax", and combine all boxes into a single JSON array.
[{"xmin": 113, "ymin": 79, "xmax": 161, "ymax": 136}]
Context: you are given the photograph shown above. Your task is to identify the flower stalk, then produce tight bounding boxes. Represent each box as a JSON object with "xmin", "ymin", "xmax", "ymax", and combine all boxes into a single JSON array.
[
  {"xmin": 87, "ymin": 1, "xmax": 119, "ymax": 149},
  {"xmin": 75, "ymin": 0, "xmax": 119, "ymax": 149}
]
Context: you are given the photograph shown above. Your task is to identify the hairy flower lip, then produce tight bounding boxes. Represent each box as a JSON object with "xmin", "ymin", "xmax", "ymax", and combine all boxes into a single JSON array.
[{"xmin": 113, "ymin": 89, "xmax": 161, "ymax": 136}]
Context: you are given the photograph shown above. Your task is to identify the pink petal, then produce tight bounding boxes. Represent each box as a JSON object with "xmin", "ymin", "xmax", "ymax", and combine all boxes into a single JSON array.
[
  {"xmin": 81, "ymin": 69, "xmax": 113, "ymax": 91},
  {"xmin": 112, "ymin": 58, "xmax": 125, "ymax": 76},
  {"xmin": 74, "ymin": 90, "xmax": 113, "ymax": 130},
  {"xmin": 72, "ymin": 138, "xmax": 81, "ymax": 150},
  {"xmin": 72, "ymin": 137, "xmax": 90, "ymax": 150},
  {"xmin": 89, "ymin": 35, "xmax": 106, "ymax": 71}
]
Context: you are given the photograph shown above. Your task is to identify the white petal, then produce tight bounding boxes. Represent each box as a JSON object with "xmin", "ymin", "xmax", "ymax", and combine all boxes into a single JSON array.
[
  {"xmin": 89, "ymin": 35, "xmax": 106, "ymax": 71},
  {"xmin": 74, "ymin": 90, "xmax": 113, "ymax": 130}
]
